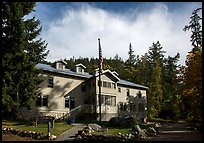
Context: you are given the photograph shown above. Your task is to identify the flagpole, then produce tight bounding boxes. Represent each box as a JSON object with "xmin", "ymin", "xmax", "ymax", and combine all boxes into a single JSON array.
[{"xmin": 98, "ymin": 38, "xmax": 102, "ymax": 126}]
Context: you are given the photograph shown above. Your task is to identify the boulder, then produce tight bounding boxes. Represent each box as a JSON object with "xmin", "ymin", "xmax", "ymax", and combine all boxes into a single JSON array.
[
  {"xmin": 50, "ymin": 135, "xmax": 57, "ymax": 140},
  {"xmin": 88, "ymin": 123, "xmax": 102, "ymax": 131}
]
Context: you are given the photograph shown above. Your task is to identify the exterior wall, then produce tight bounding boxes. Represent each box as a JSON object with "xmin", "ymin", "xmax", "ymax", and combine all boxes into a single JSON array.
[
  {"xmin": 117, "ymin": 84, "xmax": 147, "ymax": 120},
  {"xmin": 96, "ymin": 74, "xmax": 118, "ymax": 96},
  {"xmin": 117, "ymin": 85, "xmax": 147, "ymax": 103},
  {"xmin": 36, "ymin": 72, "xmax": 87, "ymax": 112}
]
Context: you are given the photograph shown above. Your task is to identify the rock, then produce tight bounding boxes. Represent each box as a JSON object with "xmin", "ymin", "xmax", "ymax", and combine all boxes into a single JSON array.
[
  {"xmin": 78, "ymin": 130, "xmax": 85, "ymax": 136},
  {"xmin": 138, "ymin": 129, "xmax": 147, "ymax": 139},
  {"xmin": 50, "ymin": 135, "xmax": 57, "ymax": 139},
  {"xmin": 133, "ymin": 124, "xmax": 142, "ymax": 133},
  {"xmin": 132, "ymin": 132, "xmax": 139, "ymax": 139},
  {"xmin": 88, "ymin": 123, "xmax": 102, "ymax": 131},
  {"xmin": 75, "ymin": 135, "xmax": 82, "ymax": 140},
  {"xmin": 84, "ymin": 128, "xmax": 92, "ymax": 135},
  {"xmin": 154, "ymin": 123, "xmax": 161, "ymax": 128}
]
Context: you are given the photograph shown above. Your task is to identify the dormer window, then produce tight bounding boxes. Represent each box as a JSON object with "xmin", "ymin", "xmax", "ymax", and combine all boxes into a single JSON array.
[
  {"xmin": 58, "ymin": 62, "xmax": 63, "ymax": 69},
  {"xmin": 76, "ymin": 63, "xmax": 86, "ymax": 74},
  {"xmin": 55, "ymin": 60, "xmax": 67, "ymax": 70}
]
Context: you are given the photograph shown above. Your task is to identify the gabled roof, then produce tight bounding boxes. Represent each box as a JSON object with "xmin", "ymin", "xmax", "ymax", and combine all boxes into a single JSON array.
[
  {"xmin": 75, "ymin": 63, "xmax": 86, "ymax": 69},
  {"xmin": 36, "ymin": 63, "xmax": 92, "ymax": 79},
  {"xmin": 95, "ymin": 69, "xmax": 120, "ymax": 81},
  {"xmin": 55, "ymin": 60, "xmax": 67, "ymax": 65}
]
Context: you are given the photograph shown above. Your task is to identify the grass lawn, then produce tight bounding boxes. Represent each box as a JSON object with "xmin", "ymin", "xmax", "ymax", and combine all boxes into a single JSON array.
[{"xmin": 2, "ymin": 120, "xmax": 73, "ymax": 137}]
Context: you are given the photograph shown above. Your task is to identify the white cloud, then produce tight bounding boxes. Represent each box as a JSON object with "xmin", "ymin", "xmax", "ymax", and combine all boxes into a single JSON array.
[{"xmin": 40, "ymin": 3, "xmax": 201, "ymax": 65}]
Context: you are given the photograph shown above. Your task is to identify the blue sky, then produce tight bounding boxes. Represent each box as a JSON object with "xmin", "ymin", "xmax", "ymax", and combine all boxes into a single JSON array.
[{"xmin": 30, "ymin": 2, "xmax": 202, "ymax": 65}]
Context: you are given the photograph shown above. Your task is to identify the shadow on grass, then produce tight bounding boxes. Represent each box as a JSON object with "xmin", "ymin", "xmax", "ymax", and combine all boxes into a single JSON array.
[{"xmin": 76, "ymin": 120, "xmax": 135, "ymax": 130}]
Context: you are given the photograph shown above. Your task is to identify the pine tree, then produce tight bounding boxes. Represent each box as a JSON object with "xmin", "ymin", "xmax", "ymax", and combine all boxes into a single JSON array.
[
  {"xmin": 183, "ymin": 8, "xmax": 202, "ymax": 47},
  {"xmin": 147, "ymin": 60, "xmax": 163, "ymax": 118},
  {"xmin": 2, "ymin": 2, "xmax": 49, "ymax": 118},
  {"xmin": 147, "ymin": 41, "xmax": 165, "ymax": 119},
  {"xmin": 183, "ymin": 7, "xmax": 202, "ymax": 122},
  {"xmin": 161, "ymin": 53, "xmax": 182, "ymax": 119},
  {"xmin": 136, "ymin": 53, "xmax": 151, "ymax": 85},
  {"xmin": 125, "ymin": 43, "xmax": 136, "ymax": 67}
]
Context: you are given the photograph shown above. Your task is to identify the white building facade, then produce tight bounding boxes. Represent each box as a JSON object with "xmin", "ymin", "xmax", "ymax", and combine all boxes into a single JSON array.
[{"xmin": 17, "ymin": 60, "xmax": 148, "ymax": 121}]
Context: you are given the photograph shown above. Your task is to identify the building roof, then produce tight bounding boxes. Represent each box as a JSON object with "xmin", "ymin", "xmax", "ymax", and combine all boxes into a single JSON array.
[
  {"xmin": 36, "ymin": 63, "xmax": 92, "ymax": 79},
  {"xmin": 55, "ymin": 60, "xmax": 67, "ymax": 65},
  {"xmin": 118, "ymin": 79, "xmax": 148, "ymax": 89},
  {"xmin": 36, "ymin": 63, "xmax": 148, "ymax": 89},
  {"xmin": 95, "ymin": 69, "xmax": 120, "ymax": 82},
  {"xmin": 75, "ymin": 63, "xmax": 86, "ymax": 69}
]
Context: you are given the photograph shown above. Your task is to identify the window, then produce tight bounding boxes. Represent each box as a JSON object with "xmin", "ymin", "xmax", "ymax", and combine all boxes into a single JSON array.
[
  {"xmin": 127, "ymin": 89, "xmax": 130, "ymax": 96},
  {"xmin": 101, "ymin": 95, "xmax": 116, "ymax": 106},
  {"xmin": 102, "ymin": 81, "xmax": 112, "ymax": 88},
  {"xmin": 107, "ymin": 82, "xmax": 111, "ymax": 88},
  {"xmin": 65, "ymin": 97, "xmax": 69, "ymax": 108},
  {"xmin": 103, "ymin": 81, "xmax": 107, "ymax": 87},
  {"xmin": 42, "ymin": 96, "xmax": 48, "ymax": 107},
  {"xmin": 105, "ymin": 96, "xmax": 110, "ymax": 105},
  {"xmin": 118, "ymin": 87, "xmax": 121, "ymax": 93},
  {"xmin": 112, "ymin": 83, "xmax": 116, "ymax": 89},
  {"xmin": 48, "ymin": 77, "xmax": 53, "ymax": 88},
  {"xmin": 137, "ymin": 91, "xmax": 142, "ymax": 98},
  {"xmin": 78, "ymin": 67, "xmax": 82, "ymax": 73},
  {"xmin": 110, "ymin": 96, "xmax": 116, "ymax": 106},
  {"xmin": 36, "ymin": 95, "xmax": 48, "ymax": 107},
  {"xmin": 58, "ymin": 63, "xmax": 63, "ymax": 69}
]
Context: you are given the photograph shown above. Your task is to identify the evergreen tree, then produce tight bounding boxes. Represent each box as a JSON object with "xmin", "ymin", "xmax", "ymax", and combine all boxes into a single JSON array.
[
  {"xmin": 147, "ymin": 60, "xmax": 163, "ymax": 118},
  {"xmin": 182, "ymin": 7, "xmax": 202, "ymax": 122},
  {"xmin": 2, "ymin": 2, "xmax": 49, "ymax": 118},
  {"xmin": 136, "ymin": 53, "xmax": 151, "ymax": 86},
  {"xmin": 124, "ymin": 43, "xmax": 138, "ymax": 82},
  {"xmin": 125, "ymin": 43, "xmax": 136, "ymax": 67},
  {"xmin": 147, "ymin": 41, "xmax": 165, "ymax": 119},
  {"xmin": 183, "ymin": 8, "xmax": 202, "ymax": 47},
  {"xmin": 160, "ymin": 53, "xmax": 182, "ymax": 119},
  {"xmin": 147, "ymin": 41, "xmax": 166, "ymax": 65}
]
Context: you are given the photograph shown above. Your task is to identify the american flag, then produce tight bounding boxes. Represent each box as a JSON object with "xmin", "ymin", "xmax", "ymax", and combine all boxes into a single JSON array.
[{"xmin": 98, "ymin": 38, "xmax": 103, "ymax": 72}]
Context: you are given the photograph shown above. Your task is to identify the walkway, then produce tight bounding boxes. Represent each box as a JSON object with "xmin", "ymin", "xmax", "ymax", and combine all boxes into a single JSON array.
[
  {"xmin": 148, "ymin": 120, "xmax": 202, "ymax": 141},
  {"xmin": 55, "ymin": 123, "xmax": 87, "ymax": 141}
]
